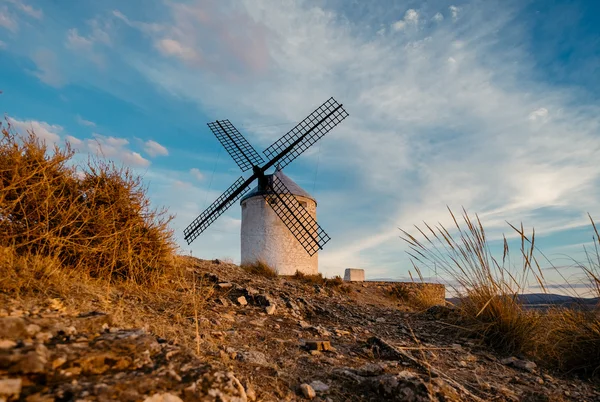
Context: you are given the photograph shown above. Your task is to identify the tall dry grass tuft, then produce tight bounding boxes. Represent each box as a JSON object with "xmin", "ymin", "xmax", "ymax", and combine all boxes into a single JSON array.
[
  {"xmin": 0, "ymin": 119, "xmax": 175, "ymax": 284},
  {"xmin": 533, "ymin": 214, "xmax": 600, "ymax": 375},
  {"xmin": 401, "ymin": 208, "xmax": 542, "ymax": 354},
  {"xmin": 401, "ymin": 208, "xmax": 600, "ymax": 375}
]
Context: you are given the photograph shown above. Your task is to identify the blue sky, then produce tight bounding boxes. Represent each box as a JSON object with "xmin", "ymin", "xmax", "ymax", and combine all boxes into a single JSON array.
[{"xmin": 1, "ymin": 0, "xmax": 600, "ymax": 292}]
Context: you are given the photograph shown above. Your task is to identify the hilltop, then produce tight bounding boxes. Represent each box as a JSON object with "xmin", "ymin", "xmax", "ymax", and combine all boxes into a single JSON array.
[{"xmin": 1, "ymin": 257, "xmax": 599, "ymax": 401}]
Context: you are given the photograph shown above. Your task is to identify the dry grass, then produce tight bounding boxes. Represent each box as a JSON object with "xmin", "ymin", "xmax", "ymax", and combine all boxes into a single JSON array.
[
  {"xmin": 389, "ymin": 283, "xmax": 444, "ymax": 310},
  {"xmin": 401, "ymin": 208, "xmax": 600, "ymax": 375},
  {"xmin": 0, "ymin": 118, "xmax": 215, "ymax": 351},
  {"xmin": 241, "ymin": 259, "xmax": 278, "ymax": 278},
  {"xmin": 0, "ymin": 119, "xmax": 175, "ymax": 284},
  {"xmin": 292, "ymin": 271, "xmax": 345, "ymax": 287},
  {"xmin": 0, "ymin": 245, "xmax": 212, "ymax": 349}
]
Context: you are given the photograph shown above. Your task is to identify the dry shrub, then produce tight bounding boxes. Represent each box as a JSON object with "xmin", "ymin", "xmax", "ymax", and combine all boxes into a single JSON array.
[
  {"xmin": 537, "ymin": 308, "xmax": 600, "ymax": 375},
  {"xmin": 533, "ymin": 214, "xmax": 600, "ymax": 375},
  {"xmin": 241, "ymin": 259, "xmax": 278, "ymax": 278},
  {"xmin": 390, "ymin": 283, "xmax": 445, "ymax": 310},
  {"xmin": 293, "ymin": 271, "xmax": 344, "ymax": 287},
  {"xmin": 0, "ymin": 120, "xmax": 175, "ymax": 284},
  {"xmin": 0, "ymin": 246, "xmax": 212, "ymax": 350},
  {"xmin": 401, "ymin": 208, "xmax": 600, "ymax": 375}
]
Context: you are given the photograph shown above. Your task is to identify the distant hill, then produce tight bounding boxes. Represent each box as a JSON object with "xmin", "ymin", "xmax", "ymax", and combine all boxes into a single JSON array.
[{"xmin": 447, "ymin": 293, "xmax": 599, "ymax": 309}]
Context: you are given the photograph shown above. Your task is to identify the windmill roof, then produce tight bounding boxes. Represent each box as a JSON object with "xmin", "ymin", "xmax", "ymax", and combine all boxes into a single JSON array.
[{"xmin": 240, "ymin": 167, "xmax": 316, "ymax": 204}]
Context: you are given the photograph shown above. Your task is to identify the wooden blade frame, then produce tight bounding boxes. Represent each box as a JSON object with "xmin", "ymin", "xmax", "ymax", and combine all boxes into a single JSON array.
[
  {"xmin": 262, "ymin": 97, "xmax": 348, "ymax": 170},
  {"xmin": 207, "ymin": 120, "xmax": 264, "ymax": 172},
  {"xmin": 262, "ymin": 175, "xmax": 330, "ymax": 256},
  {"xmin": 183, "ymin": 176, "xmax": 251, "ymax": 244}
]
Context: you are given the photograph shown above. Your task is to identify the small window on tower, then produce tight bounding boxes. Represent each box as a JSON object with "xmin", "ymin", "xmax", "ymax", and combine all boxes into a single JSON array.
[
  {"xmin": 242, "ymin": 202, "xmax": 247, "ymax": 209},
  {"xmin": 299, "ymin": 201, "xmax": 307, "ymax": 208}
]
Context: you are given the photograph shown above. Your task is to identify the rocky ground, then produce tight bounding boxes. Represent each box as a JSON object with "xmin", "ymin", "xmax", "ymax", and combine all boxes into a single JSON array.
[{"xmin": 1, "ymin": 257, "xmax": 599, "ymax": 401}]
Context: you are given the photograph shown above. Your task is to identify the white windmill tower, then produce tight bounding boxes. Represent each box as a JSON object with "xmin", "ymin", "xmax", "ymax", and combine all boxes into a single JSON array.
[
  {"xmin": 240, "ymin": 166, "xmax": 318, "ymax": 275},
  {"xmin": 183, "ymin": 98, "xmax": 348, "ymax": 275}
]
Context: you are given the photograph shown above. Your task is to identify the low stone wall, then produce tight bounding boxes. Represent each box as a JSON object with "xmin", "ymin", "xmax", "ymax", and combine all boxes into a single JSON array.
[{"xmin": 344, "ymin": 268, "xmax": 365, "ymax": 282}]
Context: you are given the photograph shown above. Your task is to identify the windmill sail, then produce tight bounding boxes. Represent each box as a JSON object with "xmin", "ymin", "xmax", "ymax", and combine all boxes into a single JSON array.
[
  {"xmin": 183, "ymin": 176, "xmax": 251, "ymax": 244},
  {"xmin": 184, "ymin": 97, "xmax": 348, "ymax": 254},
  {"xmin": 262, "ymin": 98, "xmax": 348, "ymax": 170},
  {"xmin": 263, "ymin": 175, "xmax": 330, "ymax": 256},
  {"xmin": 207, "ymin": 120, "xmax": 265, "ymax": 172}
]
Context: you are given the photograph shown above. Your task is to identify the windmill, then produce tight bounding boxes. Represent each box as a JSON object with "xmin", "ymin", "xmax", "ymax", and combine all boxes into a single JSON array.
[{"xmin": 183, "ymin": 98, "xmax": 349, "ymax": 269}]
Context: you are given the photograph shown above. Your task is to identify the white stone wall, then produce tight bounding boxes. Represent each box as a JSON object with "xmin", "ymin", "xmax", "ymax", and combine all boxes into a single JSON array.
[{"xmin": 241, "ymin": 195, "xmax": 318, "ymax": 275}]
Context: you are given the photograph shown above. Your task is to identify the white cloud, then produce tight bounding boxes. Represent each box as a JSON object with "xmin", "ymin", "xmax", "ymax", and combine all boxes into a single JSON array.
[
  {"xmin": 8, "ymin": 117, "xmax": 62, "ymax": 144},
  {"xmin": 392, "ymin": 9, "xmax": 419, "ymax": 31},
  {"xmin": 143, "ymin": 139, "xmax": 169, "ymax": 157},
  {"xmin": 66, "ymin": 28, "xmax": 93, "ymax": 51},
  {"xmin": 0, "ymin": 7, "xmax": 18, "ymax": 32},
  {"xmin": 528, "ymin": 107, "xmax": 549, "ymax": 121},
  {"xmin": 76, "ymin": 115, "xmax": 96, "ymax": 127},
  {"xmin": 30, "ymin": 49, "xmax": 64, "ymax": 87},
  {"xmin": 449, "ymin": 5, "xmax": 460, "ymax": 21},
  {"xmin": 113, "ymin": 9, "xmax": 163, "ymax": 34},
  {"xmin": 86, "ymin": 134, "xmax": 150, "ymax": 168},
  {"xmin": 106, "ymin": 1, "xmax": 600, "ymax": 276},
  {"xmin": 190, "ymin": 168, "xmax": 204, "ymax": 181},
  {"xmin": 391, "ymin": 20, "xmax": 405, "ymax": 31},
  {"xmin": 405, "ymin": 9, "xmax": 419, "ymax": 23},
  {"xmin": 432, "ymin": 12, "xmax": 444, "ymax": 22},
  {"xmin": 6, "ymin": 0, "xmax": 42, "ymax": 19},
  {"xmin": 65, "ymin": 19, "xmax": 111, "ymax": 67},
  {"xmin": 65, "ymin": 135, "xmax": 82, "ymax": 146},
  {"xmin": 155, "ymin": 39, "xmax": 203, "ymax": 65}
]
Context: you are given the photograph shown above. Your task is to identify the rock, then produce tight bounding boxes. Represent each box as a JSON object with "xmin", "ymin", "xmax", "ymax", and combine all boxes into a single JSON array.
[
  {"xmin": 305, "ymin": 340, "xmax": 332, "ymax": 351},
  {"xmin": 35, "ymin": 332, "xmax": 53, "ymax": 342},
  {"xmin": 237, "ymin": 296, "xmax": 248, "ymax": 306},
  {"xmin": 286, "ymin": 300, "xmax": 300, "ymax": 310},
  {"xmin": 11, "ymin": 350, "xmax": 47, "ymax": 374},
  {"xmin": 514, "ymin": 359, "xmax": 536, "ymax": 372},
  {"xmin": 369, "ymin": 371, "xmax": 461, "ymax": 402},
  {"xmin": 26, "ymin": 324, "xmax": 42, "ymax": 337},
  {"xmin": 501, "ymin": 357, "xmax": 537, "ymax": 372},
  {"xmin": 309, "ymin": 380, "xmax": 330, "ymax": 393},
  {"xmin": 0, "ymin": 378, "xmax": 22, "ymax": 399},
  {"xmin": 239, "ymin": 351, "xmax": 269, "ymax": 366},
  {"xmin": 52, "ymin": 356, "xmax": 67, "ymax": 369},
  {"xmin": 425, "ymin": 304, "xmax": 454, "ymax": 319},
  {"xmin": 300, "ymin": 383, "xmax": 316, "ymax": 399},
  {"xmin": 218, "ymin": 282, "xmax": 233, "ymax": 289},
  {"xmin": 299, "ymin": 320, "xmax": 311, "ymax": 329},
  {"xmin": 0, "ymin": 340, "xmax": 17, "ymax": 350},
  {"xmin": 0, "ymin": 317, "xmax": 27, "ymax": 339},
  {"xmin": 354, "ymin": 363, "xmax": 385, "ymax": 377},
  {"xmin": 265, "ymin": 305, "xmax": 276, "ymax": 315},
  {"xmin": 375, "ymin": 317, "xmax": 386, "ymax": 323},
  {"xmin": 143, "ymin": 393, "xmax": 184, "ymax": 402}
]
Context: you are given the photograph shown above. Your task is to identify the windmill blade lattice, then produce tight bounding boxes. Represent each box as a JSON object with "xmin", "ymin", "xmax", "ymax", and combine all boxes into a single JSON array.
[
  {"xmin": 183, "ymin": 176, "xmax": 251, "ymax": 244},
  {"xmin": 263, "ymin": 175, "xmax": 331, "ymax": 256},
  {"xmin": 207, "ymin": 120, "xmax": 265, "ymax": 172},
  {"xmin": 262, "ymin": 98, "xmax": 348, "ymax": 170}
]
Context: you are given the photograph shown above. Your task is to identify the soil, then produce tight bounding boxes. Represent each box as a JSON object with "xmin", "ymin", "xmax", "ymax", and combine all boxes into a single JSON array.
[{"xmin": 1, "ymin": 257, "xmax": 599, "ymax": 401}]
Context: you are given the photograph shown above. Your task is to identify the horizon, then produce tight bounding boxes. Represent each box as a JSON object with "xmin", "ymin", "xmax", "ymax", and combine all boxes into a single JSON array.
[{"xmin": 1, "ymin": 0, "xmax": 600, "ymax": 294}]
